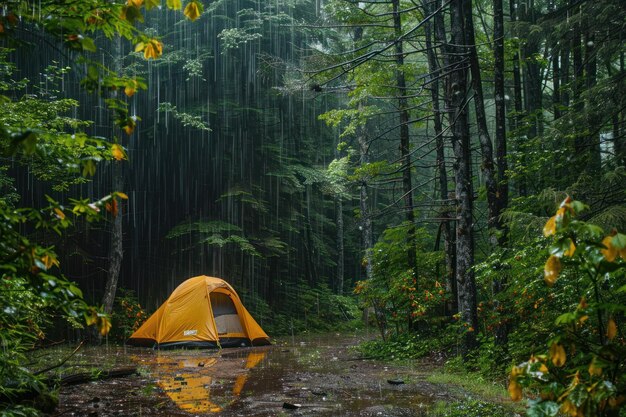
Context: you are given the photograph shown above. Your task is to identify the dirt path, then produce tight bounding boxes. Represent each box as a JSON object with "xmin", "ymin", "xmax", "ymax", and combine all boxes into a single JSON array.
[{"xmin": 52, "ymin": 333, "xmax": 461, "ymax": 417}]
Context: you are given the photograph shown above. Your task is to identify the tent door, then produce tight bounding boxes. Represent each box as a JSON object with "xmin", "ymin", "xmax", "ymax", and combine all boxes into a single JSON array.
[{"xmin": 210, "ymin": 292, "xmax": 244, "ymax": 336}]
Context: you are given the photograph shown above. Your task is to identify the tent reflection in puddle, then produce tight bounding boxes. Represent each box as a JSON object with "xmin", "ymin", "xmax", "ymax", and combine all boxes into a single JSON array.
[
  {"xmin": 156, "ymin": 357, "xmax": 221, "ymax": 413},
  {"xmin": 155, "ymin": 351, "xmax": 267, "ymax": 413},
  {"xmin": 232, "ymin": 351, "xmax": 266, "ymax": 396}
]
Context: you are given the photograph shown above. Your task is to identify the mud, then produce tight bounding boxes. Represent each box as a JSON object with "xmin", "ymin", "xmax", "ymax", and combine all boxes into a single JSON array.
[{"xmin": 51, "ymin": 333, "xmax": 457, "ymax": 417}]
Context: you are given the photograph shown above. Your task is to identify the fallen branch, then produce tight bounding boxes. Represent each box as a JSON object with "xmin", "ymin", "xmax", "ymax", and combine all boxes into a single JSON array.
[
  {"xmin": 57, "ymin": 367, "xmax": 138, "ymax": 386},
  {"xmin": 33, "ymin": 341, "xmax": 84, "ymax": 376}
]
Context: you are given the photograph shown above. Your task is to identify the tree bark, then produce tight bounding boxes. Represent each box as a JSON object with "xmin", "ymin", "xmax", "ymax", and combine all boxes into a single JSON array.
[
  {"xmin": 102, "ymin": 162, "xmax": 123, "ymax": 316},
  {"xmin": 392, "ymin": 0, "xmax": 418, "ymax": 281},
  {"xmin": 464, "ymin": 0, "xmax": 500, "ymax": 248},
  {"xmin": 449, "ymin": 0, "xmax": 479, "ymax": 356},
  {"xmin": 335, "ymin": 196, "xmax": 344, "ymax": 295},
  {"xmin": 425, "ymin": 0, "xmax": 457, "ymax": 315}
]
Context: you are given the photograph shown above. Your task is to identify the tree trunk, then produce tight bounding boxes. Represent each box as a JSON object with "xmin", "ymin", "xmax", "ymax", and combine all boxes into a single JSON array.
[
  {"xmin": 335, "ymin": 196, "xmax": 344, "ymax": 295},
  {"xmin": 464, "ymin": 0, "xmax": 500, "ymax": 249},
  {"xmin": 584, "ymin": 28, "xmax": 601, "ymax": 172},
  {"xmin": 425, "ymin": 0, "xmax": 457, "ymax": 315},
  {"xmin": 449, "ymin": 0, "xmax": 479, "ymax": 356},
  {"xmin": 102, "ymin": 162, "xmax": 123, "ymax": 316},
  {"xmin": 392, "ymin": 0, "xmax": 418, "ymax": 281},
  {"xmin": 101, "ymin": 37, "xmax": 125, "ymax": 320}
]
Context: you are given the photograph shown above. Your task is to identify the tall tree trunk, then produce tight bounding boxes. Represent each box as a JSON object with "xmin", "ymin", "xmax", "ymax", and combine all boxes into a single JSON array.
[
  {"xmin": 102, "ymin": 163, "xmax": 123, "ymax": 316},
  {"xmin": 335, "ymin": 196, "xmax": 344, "ymax": 295},
  {"xmin": 426, "ymin": 0, "xmax": 457, "ymax": 315},
  {"xmin": 392, "ymin": 0, "xmax": 418, "ymax": 281},
  {"xmin": 584, "ymin": 27, "xmax": 601, "ymax": 172},
  {"xmin": 492, "ymin": 0, "xmax": 510, "ymax": 356},
  {"xmin": 101, "ymin": 37, "xmax": 124, "ymax": 321},
  {"xmin": 449, "ymin": 0, "xmax": 479, "ymax": 356},
  {"xmin": 509, "ymin": 0, "xmax": 525, "ymax": 195},
  {"xmin": 464, "ymin": 0, "xmax": 500, "ymax": 248},
  {"xmin": 357, "ymin": 107, "xmax": 383, "ymax": 338},
  {"xmin": 615, "ymin": 53, "xmax": 625, "ymax": 166}
]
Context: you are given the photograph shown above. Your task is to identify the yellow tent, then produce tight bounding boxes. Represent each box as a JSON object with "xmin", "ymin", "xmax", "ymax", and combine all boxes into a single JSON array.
[{"xmin": 128, "ymin": 275, "xmax": 270, "ymax": 348}]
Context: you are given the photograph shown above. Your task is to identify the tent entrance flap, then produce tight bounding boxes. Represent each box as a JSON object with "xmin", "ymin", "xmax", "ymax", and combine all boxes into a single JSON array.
[{"xmin": 210, "ymin": 292, "xmax": 244, "ymax": 336}]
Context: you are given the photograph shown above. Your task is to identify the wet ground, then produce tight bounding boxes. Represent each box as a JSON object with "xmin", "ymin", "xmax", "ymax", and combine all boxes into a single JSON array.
[{"xmin": 51, "ymin": 333, "xmax": 457, "ymax": 417}]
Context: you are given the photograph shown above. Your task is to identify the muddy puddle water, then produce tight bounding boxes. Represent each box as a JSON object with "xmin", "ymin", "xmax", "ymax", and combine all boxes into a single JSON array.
[{"xmin": 56, "ymin": 334, "xmax": 443, "ymax": 416}]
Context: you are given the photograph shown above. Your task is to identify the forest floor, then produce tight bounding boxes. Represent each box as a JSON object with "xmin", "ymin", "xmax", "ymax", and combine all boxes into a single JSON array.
[{"xmin": 47, "ymin": 332, "xmax": 520, "ymax": 417}]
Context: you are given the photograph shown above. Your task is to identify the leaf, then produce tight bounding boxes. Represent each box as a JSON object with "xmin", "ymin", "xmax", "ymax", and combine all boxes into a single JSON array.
[
  {"xmin": 588, "ymin": 358, "xmax": 602, "ymax": 376},
  {"xmin": 122, "ymin": 117, "xmax": 136, "ymax": 135},
  {"xmin": 54, "ymin": 208, "xmax": 66, "ymax": 220},
  {"xmin": 111, "ymin": 144, "xmax": 126, "ymax": 161},
  {"xmin": 98, "ymin": 315, "xmax": 112, "ymax": 336},
  {"xmin": 167, "ymin": 0, "xmax": 182, "ymax": 10},
  {"xmin": 145, "ymin": 0, "xmax": 160, "ymax": 9},
  {"xmin": 508, "ymin": 380, "xmax": 522, "ymax": 401},
  {"xmin": 184, "ymin": 1, "xmax": 202, "ymax": 21},
  {"xmin": 543, "ymin": 216, "xmax": 556, "ymax": 237},
  {"xmin": 117, "ymin": 192, "xmax": 129, "ymax": 200},
  {"xmin": 563, "ymin": 239, "xmax": 576, "ymax": 257},
  {"xmin": 127, "ymin": 0, "xmax": 143, "ymax": 7},
  {"xmin": 82, "ymin": 159, "xmax": 96, "ymax": 177},
  {"xmin": 607, "ymin": 318, "xmax": 617, "ymax": 340},
  {"xmin": 134, "ymin": 42, "xmax": 145, "ymax": 52},
  {"xmin": 105, "ymin": 199, "xmax": 119, "ymax": 217},
  {"xmin": 80, "ymin": 37, "xmax": 97, "ymax": 52},
  {"xmin": 601, "ymin": 236, "xmax": 618, "ymax": 262},
  {"xmin": 124, "ymin": 80, "xmax": 138, "ymax": 97},
  {"xmin": 549, "ymin": 343, "xmax": 566, "ymax": 367},
  {"xmin": 544, "ymin": 255, "xmax": 561, "ymax": 286},
  {"xmin": 143, "ymin": 39, "xmax": 163, "ymax": 59}
]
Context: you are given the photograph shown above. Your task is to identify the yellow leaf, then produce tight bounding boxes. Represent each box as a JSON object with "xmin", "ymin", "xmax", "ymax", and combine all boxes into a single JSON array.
[
  {"xmin": 549, "ymin": 343, "xmax": 566, "ymax": 367},
  {"xmin": 111, "ymin": 144, "xmax": 125, "ymax": 161},
  {"xmin": 134, "ymin": 42, "xmax": 145, "ymax": 52},
  {"xmin": 98, "ymin": 316, "xmax": 112, "ymax": 336},
  {"xmin": 127, "ymin": 0, "xmax": 143, "ymax": 6},
  {"xmin": 544, "ymin": 255, "xmax": 561, "ymax": 286},
  {"xmin": 538, "ymin": 363, "xmax": 549, "ymax": 373},
  {"xmin": 607, "ymin": 318, "xmax": 617, "ymax": 340},
  {"xmin": 85, "ymin": 309, "xmax": 98, "ymax": 326},
  {"xmin": 564, "ymin": 239, "xmax": 576, "ymax": 257},
  {"xmin": 561, "ymin": 400, "xmax": 579, "ymax": 417},
  {"xmin": 508, "ymin": 379, "xmax": 522, "ymax": 401},
  {"xmin": 184, "ymin": 1, "xmax": 201, "ymax": 21},
  {"xmin": 143, "ymin": 39, "xmax": 163, "ymax": 59},
  {"xmin": 167, "ymin": 0, "xmax": 182, "ymax": 9},
  {"xmin": 54, "ymin": 207, "xmax": 66, "ymax": 220},
  {"xmin": 588, "ymin": 358, "xmax": 602, "ymax": 377},
  {"xmin": 124, "ymin": 80, "xmax": 138, "ymax": 97},
  {"xmin": 117, "ymin": 192, "xmax": 129, "ymax": 200},
  {"xmin": 543, "ymin": 216, "xmax": 556, "ymax": 237},
  {"xmin": 601, "ymin": 236, "xmax": 618, "ymax": 262},
  {"xmin": 41, "ymin": 254, "xmax": 59, "ymax": 270}
]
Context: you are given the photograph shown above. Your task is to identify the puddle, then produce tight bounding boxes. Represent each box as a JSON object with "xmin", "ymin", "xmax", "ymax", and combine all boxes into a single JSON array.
[{"xmin": 55, "ymin": 334, "xmax": 441, "ymax": 416}]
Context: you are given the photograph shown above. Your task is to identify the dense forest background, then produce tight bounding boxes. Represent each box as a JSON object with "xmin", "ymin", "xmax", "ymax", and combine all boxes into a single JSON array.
[{"xmin": 1, "ymin": 0, "xmax": 626, "ymax": 415}]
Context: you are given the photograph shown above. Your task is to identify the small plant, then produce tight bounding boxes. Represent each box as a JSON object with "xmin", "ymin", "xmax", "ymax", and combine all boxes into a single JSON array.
[
  {"xmin": 509, "ymin": 198, "xmax": 626, "ymax": 416},
  {"xmin": 111, "ymin": 289, "xmax": 147, "ymax": 341},
  {"xmin": 428, "ymin": 398, "xmax": 513, "ymax": 417}
]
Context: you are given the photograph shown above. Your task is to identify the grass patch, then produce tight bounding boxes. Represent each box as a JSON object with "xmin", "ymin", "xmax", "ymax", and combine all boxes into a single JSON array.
[{"xmin": 426, "ymin": 398, "xmax": 520, "ymax": 417}]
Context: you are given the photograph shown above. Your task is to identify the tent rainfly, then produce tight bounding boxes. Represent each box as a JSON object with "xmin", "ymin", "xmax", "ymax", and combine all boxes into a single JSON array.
[{"xmin": 128, "ymin": 276, "xmax": 270, "ymax": 348}]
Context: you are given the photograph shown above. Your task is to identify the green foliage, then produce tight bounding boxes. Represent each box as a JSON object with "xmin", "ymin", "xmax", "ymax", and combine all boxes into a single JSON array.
[
  {"xmin": 354, "ymin": 224, "xmax": 445, "ymax": 337},
  {"xmin": 166, "ymin": 219, "xmax": 262, "ymax": 256},
  {"xmin": 247, "ymin": 283, "xmax": 360, "ymax": 336},
  {"xmin": 157, "ymin": 102, "xmax": 211, "ymax": 131},
  {"xmin": 358, "ymin": 331, "xmax": 455, "ymax": 360},
  {"xmin": 508, "ymin": 198, "xmax": 626, "ymax": 416},
  {"xmin": 110, "ymin": 289, "xmax": 147, "ymax": 341},
  {"xmin": 428, "ymin": 399, "xmax": 511, "ymax": 417}
]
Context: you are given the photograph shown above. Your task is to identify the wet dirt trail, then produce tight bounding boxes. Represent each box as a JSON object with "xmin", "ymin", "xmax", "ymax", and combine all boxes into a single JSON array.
[{"xmin": 53, "ymin": 333, "xmax": 456, "ymax": 417}]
